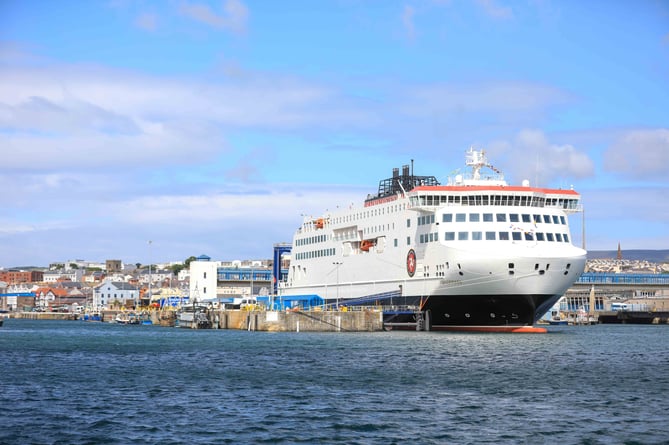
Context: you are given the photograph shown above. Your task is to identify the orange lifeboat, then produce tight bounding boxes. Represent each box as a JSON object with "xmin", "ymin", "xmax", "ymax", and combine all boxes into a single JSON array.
[
  {"xmin": 314, "ymin": 218, "xmax": 325, "ymax": 229},
  {"xmin": 360, "ymin": 239, "xmax": 375, "ymax": 252}
]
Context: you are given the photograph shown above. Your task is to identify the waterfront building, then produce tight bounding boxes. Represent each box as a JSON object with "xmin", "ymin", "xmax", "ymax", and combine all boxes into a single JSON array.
[
  {"xmin": 93, "ymin": 280, "xmax": 140, "ymax": 309},
  {"xmin": 189, "ymin": 255, "xmax": 219, "ymax": 303}
]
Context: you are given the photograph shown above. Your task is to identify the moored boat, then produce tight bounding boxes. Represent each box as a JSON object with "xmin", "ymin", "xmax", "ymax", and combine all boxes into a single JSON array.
[{"xmin": 278, "ymin": 148, "xmax": 586, "ymax": 330}]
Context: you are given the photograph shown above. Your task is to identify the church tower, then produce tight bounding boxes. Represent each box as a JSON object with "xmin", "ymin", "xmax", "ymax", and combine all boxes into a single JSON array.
[{"xmin": 616, "ymin": 242, "xmax": 622, "ymax": 260}]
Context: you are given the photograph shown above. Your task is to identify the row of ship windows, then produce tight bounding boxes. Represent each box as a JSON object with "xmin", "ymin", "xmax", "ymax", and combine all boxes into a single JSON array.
[
  {"xmin": 410, "ymin": 194, "xmax": 579, "ymax": 210},
  {"xmin": 296, "ymin": 234, "xmax": 329, "ymax": 246},
  {"xmin": 295, "ymin": 248, "xmax": 336, "ymax": 260},
  {"xmin": 419, "ymin": 231, "xmax": 571, "ymax": 243},
  {"xmin": 332, "ymin": 203, "xmax": 409, "ymax": 225},
  {"xmin": 416, "ymin": 213, "xmax": 567, "ymax": 226}
]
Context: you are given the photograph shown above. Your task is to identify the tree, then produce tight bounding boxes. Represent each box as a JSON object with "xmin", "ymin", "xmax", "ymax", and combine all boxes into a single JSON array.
[
  {"xmin": 170, "ymin": 264, "xmax": 185, "ymax": 275},
  {"xmin": 184, "ymin": 256, "xmax": 197, "ymax": 268}
]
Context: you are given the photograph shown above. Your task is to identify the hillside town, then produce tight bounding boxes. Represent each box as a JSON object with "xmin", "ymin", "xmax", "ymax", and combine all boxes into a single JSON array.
[{"xmin": 0, "ymin": 257, "xmax": 275, "ymax": 313}]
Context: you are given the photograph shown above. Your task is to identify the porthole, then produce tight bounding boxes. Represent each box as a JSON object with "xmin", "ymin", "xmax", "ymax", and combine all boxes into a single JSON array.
[
  {"xmin": 490, "ymin": 313, "xmax": 496, "ymax": 318},
  {"xmin": 465, "ymin": 313, "xmax": 471, "ymax": 318},
  {"xmin": 444, "ymin": 313, "xmax": 450, "ymax": 318},
  {"xmin": 539, "ymin": 270, "xmax": 545, "ymax": 275},
  {"xmin": 509, "ymin": 270, "xmax": 515, "ymax": 275}
]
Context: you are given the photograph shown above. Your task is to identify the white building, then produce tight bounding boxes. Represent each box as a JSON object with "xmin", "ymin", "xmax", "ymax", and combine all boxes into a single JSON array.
[
  {"xmin": 189, "ymin": 255, "xmax": 219, "ymax": 303},
  {"xmin": 43, "ymin": 269, "xmax": 85, "ymax": 283},
  {"xmin": 93, "ymin": 280, "xmax": 139, "ymax": 308}
]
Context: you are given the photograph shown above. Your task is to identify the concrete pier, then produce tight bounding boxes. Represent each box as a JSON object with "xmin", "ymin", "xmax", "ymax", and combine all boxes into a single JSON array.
[{"xmin": 181, "ymin": 308, "xmax": 384, "ymax": 332}]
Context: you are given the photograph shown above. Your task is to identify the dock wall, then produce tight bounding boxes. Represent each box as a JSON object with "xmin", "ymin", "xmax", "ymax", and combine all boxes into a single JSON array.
[{"xmin": 186, "ymin": 309, "xmax": 384, "ymax": 332}]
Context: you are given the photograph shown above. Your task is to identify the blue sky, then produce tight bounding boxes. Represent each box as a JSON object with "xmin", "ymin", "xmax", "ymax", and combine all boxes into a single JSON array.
[{"xmin": 1, "ymin": 0, "xmax": 668, "ymax": 268}]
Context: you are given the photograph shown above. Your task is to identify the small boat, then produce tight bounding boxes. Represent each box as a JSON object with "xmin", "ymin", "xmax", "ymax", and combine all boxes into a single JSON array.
[{"xmin": 114, "ymin": 312, "xmax": 140, "ymax": 324}]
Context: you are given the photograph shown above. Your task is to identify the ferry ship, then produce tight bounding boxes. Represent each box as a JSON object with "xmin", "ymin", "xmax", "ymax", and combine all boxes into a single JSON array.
[{"xmin": 279, "ymin": 148, "xmax": 586, "ymax": 331}]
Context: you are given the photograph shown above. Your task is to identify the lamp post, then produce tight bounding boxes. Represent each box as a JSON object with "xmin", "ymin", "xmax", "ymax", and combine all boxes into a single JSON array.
[
  {"xmin": 148, "ymin": 240, "xmax": 152, "ymax": 308},
  {"xmin": 333, "ymin": 262, "xmax": 342, "ymax": 310}
]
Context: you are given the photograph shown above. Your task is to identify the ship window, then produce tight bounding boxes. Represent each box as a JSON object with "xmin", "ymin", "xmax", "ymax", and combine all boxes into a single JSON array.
[
  {"xmin": 510, "ymin": 214, "xmax": 519, "ymax": 222},
  {"xmin": 552, "ymin": 215, "xmax": 559, "ymax": 224},
  {"xmin": 420, "ymin": 234, "xmax": 425, "ymax": 243},
  {"xmin": 508, "ymin": 263, "xmax": 514, "ymax": 268},
  {"xmin": 429, "ymin": 233, "xmax": 434, "ymax": 242},
  {"xmin": 458, "ymin": 232, "xmax": 468, "ymax": 240},
  {"xmin": 536, "ymin": 233, "xmax": 545, "ymax": 241},
  {"xmin": 496, "ymin": 213, "xmax": 506, "ymax": 222},
  {"xmin": 472, "ymin": 231, "xmax": 482, "ymax": 240},
  {"xmin": 525, "ymin": 232, "xmax": 534, "ymax": 241},
  {"xmin": 486, "ymin": 231, "xmax": 496, "ymax": 240},
  {"xmin": 483, "ymin": 213, "xmax": 493, "ymax": 222},
  {"xmin": 469, "ymin": 213, "xmax": 480, "ymax": 222},
  {"xmin": 556, "ymin": 233, "xmax": 563, "ymax": 242},
  {"xmin": 394, "ymin": 238, "xmax": 398, "ymax": 247},
  {"xmin": 547, "ymin": 233, "xmax": 555, "ymax": 242},
  {"xmin": 543, "ymin": 215, "xmax": 551, "ymax": 223},
  {"xmin": 456, "ymin": 213, "xmax": 466, "ymax": 222},
  {"xmin": 533, "ymin": 215, "xmax": 541, "ymax": 224},
  {"xmin": 564, "ymin": 234, "xmax": 570, "ymax": 243},
  {"xmin": 443, "ymin": 214, "xmax": 453, "ymax": 223},
  {"xmin": 499, "ymin": 231, "xmax": 509, "ymax": 240},
  {"xmin": 512, "ymin": 232, "xmax": 522, "ymax": 241},
  {"xmin": 444, "ymin": 232, "xmax": 455, "ymax": 241},
  {"xmin": 560, "ymin": 216, "xmax": 566, "ymax": 225},
  {"xmin": 407, "ymin": 236, "xmax": 411, "ymax": 245},
  {"xmin": 522, "ymin": 214, "xmax": 531, "ymax": 223},
  {"xmin": 407, "ymin": 219, "xmax": 411, "ymax": 228}
]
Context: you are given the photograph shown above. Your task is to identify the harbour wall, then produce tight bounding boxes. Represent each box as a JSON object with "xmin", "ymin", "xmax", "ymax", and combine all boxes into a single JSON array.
[
  {"xmin": 11, "ymin": 309, "xmax": 385, "ymax": 332},
  {"xmin": 182, "ymin": 309, "xmax": 384, "ymax": 332}
]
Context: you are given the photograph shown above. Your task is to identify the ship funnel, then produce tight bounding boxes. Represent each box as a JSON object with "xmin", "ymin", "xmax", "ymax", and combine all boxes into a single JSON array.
[
  {"xmin": 402, "ymin": 165, "xmax": 410, "ymax": 177},
  {"xmin": 393, "ymin": 168, "xmax": 399, "ymax": 178}
]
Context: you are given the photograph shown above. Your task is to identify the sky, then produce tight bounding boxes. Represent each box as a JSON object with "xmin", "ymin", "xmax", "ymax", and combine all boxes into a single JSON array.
[{"xmin": 1, "ymin": 0, "xmax": 668, "ymax": 268}]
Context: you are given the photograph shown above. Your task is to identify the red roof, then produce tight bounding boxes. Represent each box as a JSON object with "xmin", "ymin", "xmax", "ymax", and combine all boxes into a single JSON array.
[{"xmin": 411, "ymin": 185, "xmax": 580, "ymax": 195}]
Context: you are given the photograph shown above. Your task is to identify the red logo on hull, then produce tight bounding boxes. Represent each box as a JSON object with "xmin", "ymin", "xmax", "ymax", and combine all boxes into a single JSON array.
[{"xmin": 407, "ymin": 249, "xmax": 416, "ymax": 277}]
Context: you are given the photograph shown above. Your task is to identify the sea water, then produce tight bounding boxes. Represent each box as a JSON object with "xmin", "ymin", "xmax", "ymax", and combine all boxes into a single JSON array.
[{"xmin": 1, "ymin": 319, "xmax": 668, "ymax": 444}]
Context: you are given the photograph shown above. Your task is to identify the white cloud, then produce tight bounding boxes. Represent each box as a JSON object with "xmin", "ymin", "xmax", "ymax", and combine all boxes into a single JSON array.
[
  {"xmin": 488, "ymin": 129, "xmax": 595, "ymax": 185},
  {"xmin": 403, "ymin": 81, "xmax": 571, "ymax": 116},
  {"xmin": 135, "ymin": 12, "xmax": 158, "ymax": 31},
  {"xmin": 475, "ymin": 0, "xmax": 513, "ymax": 20},
  {"xmin": 179, "ymin": 0, "xmax": 249, "ymax": 34},
  {"xmin": 0, "ymin": 61, "xmax": 373, "ymax": 171},
  {"xmin": 401, "ymin": 5, "xmax": 416, "ymax": 41},
  {"xmin": 603, "ymin": 129, "xmax": 669, "ymax": 181}
]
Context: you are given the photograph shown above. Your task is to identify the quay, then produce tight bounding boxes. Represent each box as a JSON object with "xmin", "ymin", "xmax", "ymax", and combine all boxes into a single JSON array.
[{"xmin": 10, "ymin": 308, "xmax": 385, "ymax": 332}]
